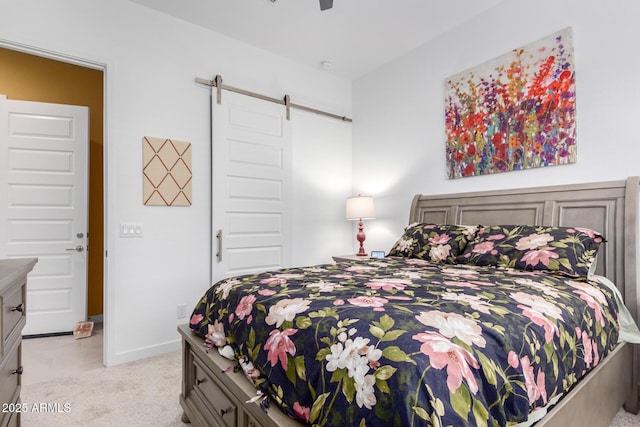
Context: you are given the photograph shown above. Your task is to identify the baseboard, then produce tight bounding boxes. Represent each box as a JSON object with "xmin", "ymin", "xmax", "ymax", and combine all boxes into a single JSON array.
[
  {"xmin": 87, "ymin": 314, "xmax": 103, "ymax": 323},
  {"xmin": 23, "ymin": 331, "xmax": 73, "ymax": 339},
  {"xmin": 104, "ymin": 338, "xmax": 181, "ymax": 367}
]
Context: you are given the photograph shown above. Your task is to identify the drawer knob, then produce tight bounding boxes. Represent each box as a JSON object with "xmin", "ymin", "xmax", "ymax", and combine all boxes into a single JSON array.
[
  {"xmin": 220, "ymin": 407, "xmax": 232, "ymax": 417},
  {"xmin": 11, "ymin": 304, "xmax": 24, "ymax": 313},
  {"xmin": 195, "ymin": 378, "xmax": 205, "ymax": 385},
  {"xmin": 12, "ymin": 366, "xmax": 23, "ymax": 375}
]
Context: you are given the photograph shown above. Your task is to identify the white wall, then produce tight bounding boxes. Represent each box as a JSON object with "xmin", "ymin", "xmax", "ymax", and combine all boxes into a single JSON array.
[
  {"xmin": 353, "ymin": 0, "xmax": 640, "ymax": 254},
  {"xmin": 0, "ymin": 0, "xmax": 352, "ymax": 365}
]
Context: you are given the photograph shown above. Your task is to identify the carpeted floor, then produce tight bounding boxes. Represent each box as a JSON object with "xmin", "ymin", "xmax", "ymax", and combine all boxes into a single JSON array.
[
  {"xmin": 19, "ymin": 350, "xmax": 640, "ymax": 426},
  {"xmin": 20, "ymin": 350, "xmax": 185, "ymax": 427}
]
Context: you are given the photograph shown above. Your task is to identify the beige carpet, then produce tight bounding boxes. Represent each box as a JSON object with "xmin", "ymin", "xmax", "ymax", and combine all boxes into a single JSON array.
[
  {"xmin": 21, "ymin": 350, "xmax": 185, "ymax": 427},
  {"xmin": 19, "ymin": 349, "xmax": 640, "ymax": 426}
]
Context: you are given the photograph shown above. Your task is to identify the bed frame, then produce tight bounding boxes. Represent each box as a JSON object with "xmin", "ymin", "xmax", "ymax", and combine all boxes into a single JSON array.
[{"xmin": 179, "ymin": 176, "xmax": 640, "ymax": 427}]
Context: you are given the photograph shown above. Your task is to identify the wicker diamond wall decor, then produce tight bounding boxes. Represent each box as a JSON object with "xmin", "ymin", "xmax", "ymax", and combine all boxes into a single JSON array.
[{"xmin": 143, "ymin": 136, "xmax": 192, "ymax": 206}]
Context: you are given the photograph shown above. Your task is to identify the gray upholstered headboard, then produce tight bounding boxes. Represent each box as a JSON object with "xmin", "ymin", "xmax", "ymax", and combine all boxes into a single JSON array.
[{"xmin": 409, "ymin": 177, "xmax": 639, "ymax": 323}]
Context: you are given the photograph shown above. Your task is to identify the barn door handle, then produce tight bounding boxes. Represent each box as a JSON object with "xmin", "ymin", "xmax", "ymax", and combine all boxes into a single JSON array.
[{"xmin": 216, "ymin": 230, "xmax": 222, "ymax": 261}]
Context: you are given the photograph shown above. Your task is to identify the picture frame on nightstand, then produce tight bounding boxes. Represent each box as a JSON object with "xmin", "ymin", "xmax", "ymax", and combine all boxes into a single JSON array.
[{"xmin": 370, "ymin": 251, "xmax": 385, "ymax": 259}]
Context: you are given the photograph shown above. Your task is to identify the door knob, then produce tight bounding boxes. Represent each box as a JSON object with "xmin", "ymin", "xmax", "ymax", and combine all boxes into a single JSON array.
[{"xmin": 66, "ymin": 245, "xmax": 85, "ymax": 252}]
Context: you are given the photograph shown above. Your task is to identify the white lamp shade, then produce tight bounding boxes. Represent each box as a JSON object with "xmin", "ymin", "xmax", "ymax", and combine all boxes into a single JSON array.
[{"xmin": 346, "ymin": 196, "xmax": 376, "ymax": 220}]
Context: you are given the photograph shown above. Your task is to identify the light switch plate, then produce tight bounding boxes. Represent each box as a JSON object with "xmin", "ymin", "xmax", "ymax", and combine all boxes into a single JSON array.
[{"xmin": 120, "ymin": 223, "xmax": 143, "ymax": 238}]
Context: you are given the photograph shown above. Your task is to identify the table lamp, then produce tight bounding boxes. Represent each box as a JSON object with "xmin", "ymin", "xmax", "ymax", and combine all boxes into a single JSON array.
[{"xmin": 346, "ymin": 195, "xmax": 376, "ymax": 256}]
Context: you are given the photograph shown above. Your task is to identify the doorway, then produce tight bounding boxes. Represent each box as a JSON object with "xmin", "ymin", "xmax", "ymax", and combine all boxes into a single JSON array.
[{"xmin": 0, "ymin": 47, "xmax": 104, "ymax": 344}]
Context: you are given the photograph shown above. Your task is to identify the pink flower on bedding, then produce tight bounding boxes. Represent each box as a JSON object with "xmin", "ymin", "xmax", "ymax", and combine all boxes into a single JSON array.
[
  {"xmin": 487, "ymin": 234, "xmax": 505, "ymax": 241},
  {"xmin": 568, "ymin": 281, "xmax": 608, "ymax": 327},
  {"xmin": 293, "ymin": 402, "xmax": 310, "ymax": 422},
  {"xmin": 189, "ymin": 313, "xmax": 204, "ymax": 325},
  {"xmin": 265, "ymin": 298, "xmax": 311, "ymax": 327},
  {"xmin": 412, "ymin": 331, "xmax": 480, "ymax": 394},
  {"xmin": 516, "ymin": 233, "xmax": 554, "ymax": 250},
  {"xmin": 333, "ymin": 299, "xmax": 345, "ymax": 306},
  {"xmin": 568, "ymin": 280, "xmax": 608, "ymax": 305},
  {"xmin": 511, "ymin": 292, "xmax": 563, "ymax": 342},
  {"xmin": 365, "ymin": 278, "xmax": 408, "ymax": 291},
  {"xmin": 582, "ymin": 331, "xmax": 593, "ymax": 367},
  {"xmin": 258, "ymin": 289, "xmax": 276, "ymax": 296},
  {"xmin": 264, "ymin": 328, "xmax": 297, "ymax": 370},
  {"xmin": 386, "ymin": 295, "xmax": 412, "ymax": 301},
  {"xmin": 428, "ymin": 233, "xmax": 451, "ymax": 245},
  {"xmin": 520, "ymin": 247, "xmax": 559, "ymax": 267},
  {"xmin": 471, "ymin": 241, "xmax": 497, "ymax": 255},
  {"xmin": 521, "ymin": 356, "xmax": 548, "ymax": 404},
  {"xmin": 206, "ymin": 319, "xmax": 226, "ymax": 347},
  {"xmin": 235, "ymin": 294, "xmax": 256, "ymax": 320},
  {"xmin": 348, "ymin": 296, "xmax": 389, "ymax": 311},
  {"xmin": 574, "ymin": 227, "xmax": 602, "ymax": 242},
  {"xmin": 508, "ymin": 351, "xmax": 519, "ymax": 369}
]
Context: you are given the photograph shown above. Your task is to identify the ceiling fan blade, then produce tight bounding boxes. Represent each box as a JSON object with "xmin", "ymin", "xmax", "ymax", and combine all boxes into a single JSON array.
[{"xmin": 319, "ymin": 0, "xmax": 333, "ymax": 11}]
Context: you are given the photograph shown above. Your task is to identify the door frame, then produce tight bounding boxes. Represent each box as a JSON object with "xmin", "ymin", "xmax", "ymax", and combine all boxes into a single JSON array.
[{"xmin": 0, "ymin": 39, "xmax": 110, "ymax": 365}]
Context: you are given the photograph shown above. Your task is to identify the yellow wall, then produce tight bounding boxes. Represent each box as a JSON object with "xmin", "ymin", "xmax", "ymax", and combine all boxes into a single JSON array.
[{"xmin": 0, "ymin": 47, "xmax": 104, "ymax": 317}]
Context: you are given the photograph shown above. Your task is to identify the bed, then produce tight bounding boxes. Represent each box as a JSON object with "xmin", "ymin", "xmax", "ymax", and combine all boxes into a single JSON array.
[{"xmin": 179, "ymin": 176, "xmax": 640, "ymax": 427}]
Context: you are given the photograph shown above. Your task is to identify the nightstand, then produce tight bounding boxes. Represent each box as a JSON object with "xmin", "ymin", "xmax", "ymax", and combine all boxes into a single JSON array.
[{"xmin": 332, "ymin": 254, "xmax": 371, "ymax": 263}]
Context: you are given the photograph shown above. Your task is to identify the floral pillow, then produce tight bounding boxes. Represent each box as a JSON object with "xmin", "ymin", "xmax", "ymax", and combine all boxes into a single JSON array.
[
  {"xmin": 388, "ymin": 223, "xmax": 478, "ymax": 263},
  {"xmin": 456, "ymin": 224, "xmax": 605, "ymax": 277}
]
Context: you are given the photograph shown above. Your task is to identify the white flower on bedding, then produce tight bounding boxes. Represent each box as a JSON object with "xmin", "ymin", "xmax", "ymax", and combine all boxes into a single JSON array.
[
  {"xmin": 265, "ymin": 298, "xmax": 311, "ymax": 327},
  {"xmin": 415, "ymin": 310, "xmax": 486, "ymax": 348},
  {"xmin": 462, "ymin": 226, "xmax": 478, "ymax": 239},
  {"xmin": 325, "ymin": 333, "xmax": 382, "ymax": 409},
  {"xmin": 355, "ymin": 374, "xmax": 377, "ymax": 409},
  {"xmin": 217, "ymin": 345, "xmax": 235, "ymax": 360},
  {"xmin": 441, "ymin": 292, "xmax": 492, "ymax": 314},
  {"xmin": 238, "ymin": 357, "xmax": 261, "ymax": 382},
  {"xmin": 514, "ymin": 278, "xmax": 561, "ymax": 298},
  {"xmin": 516, "ymin": 233, "xmax": 554, "ymax": 250},
  {"xmin": 429, "ymin": 244, "xmax": 451, "ymax": 262},
  {"xmin": 216, "ymin": 278, "xmax": 239, "ymax": 300},
  {"xmin": 510, "ymin": 292, "xmax": 564, "ymax": 321},
  {"xmin": 567, "ymin": 280, "xmax": 608, "ymax": 305},
  {"xmin": 306, "ymin": 281, "xmax": 343, "ymax": 292},
  {"xmin": 396, "ymin": 237, "xmax": 414, "ymax": 252}
]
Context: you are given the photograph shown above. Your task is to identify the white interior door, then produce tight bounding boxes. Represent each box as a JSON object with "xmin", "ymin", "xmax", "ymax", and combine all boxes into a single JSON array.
[
  {"xmin": 211, "ymin": 90, "xmax": 292, "ymax": 282},
  {"xmin": 0, "ymin": 95, "xmax": 88, "ymax": 335}
]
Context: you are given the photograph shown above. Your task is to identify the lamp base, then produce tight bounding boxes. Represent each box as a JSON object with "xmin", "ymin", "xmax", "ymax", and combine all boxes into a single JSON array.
[{"xmin": 356, "ymin": 218, "xmax": 367, "ymax": 256}]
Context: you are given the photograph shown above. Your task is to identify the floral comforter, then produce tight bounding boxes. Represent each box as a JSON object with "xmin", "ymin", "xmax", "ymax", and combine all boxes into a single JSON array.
[{"xmin": 189, "ymin": 257, "xmax": 620, "ymax": 427}]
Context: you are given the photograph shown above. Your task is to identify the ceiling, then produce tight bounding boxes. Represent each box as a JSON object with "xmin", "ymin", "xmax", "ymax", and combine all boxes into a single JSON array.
[{"xmin": 130, "ymin": 0, "xmax": 504, "ymax": 80}]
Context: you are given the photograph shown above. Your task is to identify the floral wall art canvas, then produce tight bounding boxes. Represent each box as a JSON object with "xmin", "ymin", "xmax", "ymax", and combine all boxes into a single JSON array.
[{"xmin": 445, "ymin": 28, "xmax": 576, "ymax": 179}]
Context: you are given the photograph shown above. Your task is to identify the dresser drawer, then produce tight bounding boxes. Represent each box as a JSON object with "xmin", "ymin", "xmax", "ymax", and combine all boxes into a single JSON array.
[
  {"xmin": 2, "ymin": 279, "xmax": 25, "ymax": 350},
  {"xmin": 0, "ymin": 340, "xmax": 21, "ymax": 413},
  {"xmin": 3, "ymin": 409, "xmax": 19, "ymax": 427},
  {"xmin": 191, "ymin": 351, "xmax": 237, "ymax": 427}
]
